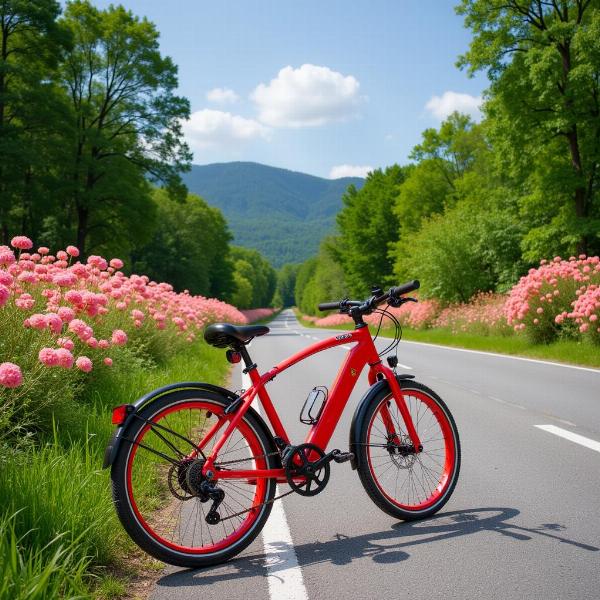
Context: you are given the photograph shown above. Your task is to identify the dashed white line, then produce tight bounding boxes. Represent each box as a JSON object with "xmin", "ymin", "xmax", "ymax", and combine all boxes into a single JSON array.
[
  {"xmin": 241, "ymin": 370, "xmax": 308, "ymax": 600},
  {"xmin": 535, "ymin": 424, "xmax": 600, "ymax": 454}
]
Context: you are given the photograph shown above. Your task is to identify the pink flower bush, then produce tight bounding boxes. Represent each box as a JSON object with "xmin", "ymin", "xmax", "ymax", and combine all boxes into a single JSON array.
[
  {"xmin": 434, "ymin": 292, "xmax": 511, "ymax": 336},
  {"xmin": 0, "ymin": 362, "xmax": 23, "ymax": 388},
  {"xmin": 0, "ymin": 235, "xmax": 249, "ymax": 392},
  {"xmin": 505, "ymin": 255, "xmax": 600, "ymax": 343},
  {"xmin": 241, "ymin": 308, "xmax": 277, "ymax": 322}
]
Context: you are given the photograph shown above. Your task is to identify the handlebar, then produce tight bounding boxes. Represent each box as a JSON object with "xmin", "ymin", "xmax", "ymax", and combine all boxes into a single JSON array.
[{"xmin": 317, "ymin": 280, "xmax": 420, "ymax": 313}]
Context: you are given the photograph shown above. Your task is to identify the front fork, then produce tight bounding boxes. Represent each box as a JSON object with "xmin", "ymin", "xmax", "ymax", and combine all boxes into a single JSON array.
[{"xmin": 369, "ymin": 365, "xmax": 422, "ymax": 452}]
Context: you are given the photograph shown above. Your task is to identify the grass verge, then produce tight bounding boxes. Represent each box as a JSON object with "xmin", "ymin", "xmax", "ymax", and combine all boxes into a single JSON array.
[
  {"xmin": 294, "ymin": 309, "xmax": 600, "ymax": 369},
  {"xmin": 0, "ymin": 340, "xmax": 229, "ymax": 599}
]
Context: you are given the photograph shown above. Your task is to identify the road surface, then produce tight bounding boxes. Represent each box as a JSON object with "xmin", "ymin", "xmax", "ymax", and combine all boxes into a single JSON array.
[{"xmin": 151, "ymin": 309, "xmax": 600, "ymax": 600}]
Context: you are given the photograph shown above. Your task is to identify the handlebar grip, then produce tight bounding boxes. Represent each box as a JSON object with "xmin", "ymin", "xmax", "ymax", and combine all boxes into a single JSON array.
[
  {"xmin": 318, "ymin": 301, "xmax": 341, "ymax": 312},
  {"xmin": 390, "ymin": 280, "xmax": 420, "ymax": 298}
]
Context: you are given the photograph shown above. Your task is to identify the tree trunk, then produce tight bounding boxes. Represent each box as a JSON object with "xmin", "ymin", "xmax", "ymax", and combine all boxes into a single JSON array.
[
  {"xmin": 76, "ymin": 204, "xmax": 88, "ymax": 256},
  {"xmin": 566, "ymin": 127, "xmax": 588, "ymax": 255}
]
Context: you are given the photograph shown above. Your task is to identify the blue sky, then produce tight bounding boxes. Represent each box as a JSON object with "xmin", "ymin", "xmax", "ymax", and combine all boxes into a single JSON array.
[{"xmin": 94, "ymin": 0, "xmax": 487, "ymax": 178}]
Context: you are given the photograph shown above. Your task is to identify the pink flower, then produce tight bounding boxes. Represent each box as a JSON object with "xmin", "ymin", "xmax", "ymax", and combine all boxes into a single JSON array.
[
  {"xmin": 28, "ymin": 313, "xmax": 48, "ymax": 330},
  {"xmin": 66, "ymin": 245, "xmax": 80, "ymax": 257},
  {"xmin": 0, "ymin": 284, "xmax": 9, "ymax": 307},
  {"xmin": 52, "ymin": 272, "xmax": 78, "ymax": 287},
  {"xmin": 56, "ymin": 348, "xmax": 74, "ymax": 368},
  {"xmin": 57, "ymin": 337, "xmax": 75, "ymax": 351},
  {"xmin": 0, "ymin": 271, "xmax": 13, "ymax": 286},
  {"xmin": 39, "ymin": 348, "xmax": 60, "ymax": 367},
  {"xmin": 98, "ymin": 339, "xmax": 109, "ymax": 349},
  {"xmin": 111, "ymin": 329, "xmax": 128, "ymax": 346},
  {"xmin": 38, "ymin": 247, "xmax": 49, "ymax": 255},
  {"xmin": 75, "ymin": 356, "xmax": 93, "ymax": 372},
  {"xmin": 0, "ymin": 362, "xmax": 23, "ymax": 388},
  {"xmin": 110, "ymin": 258, "xmax": 124, "ymax": 270},
  {"xmin": 56, "ymin": 250, "xmax": 68, "ymax": 261},
  {"xmin": 103, "ymin": 357, "xmax": 113, "ymax": 367},
  {"xmin": 11, "ymin": 236, "xmax": 33, "ymax": 250},
  {"xmin": 15, "ymin": 293, "xmax": 34, "ymax": 310},
  {"xmin": 45, "ymin": 312, "xmax": 63, "ymax": 334},
  {"xmin": 0, "ymin": 250, "xmax": 15, "ymax": 265},
  {"xmin": 57, "ymin": 306, "xmax": 75, "ymax": 322},
  {"xmin": 87, "ymin": 255, "xmax": 108, "ymax": 270}
]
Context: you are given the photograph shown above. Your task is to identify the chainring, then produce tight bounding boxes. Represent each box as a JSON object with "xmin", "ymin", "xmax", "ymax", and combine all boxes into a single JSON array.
[{"xmin": 284, "ymin": 443, "xmax": 330, "ymax": 496}]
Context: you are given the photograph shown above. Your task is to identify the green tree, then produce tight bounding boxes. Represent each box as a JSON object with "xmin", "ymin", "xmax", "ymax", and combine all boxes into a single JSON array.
[
  {"xmin": 336, "ymin": 166, "xmax": 406, "ymax": 296},
  {"xmin": 0, "ymin": 0, "xmax": 69, "ymax": 242},
  {"xmin": 295, "ymin": 238, "xmax": 349, "ymax": 315},
  {"xmin": 131, "ymin": 190, "xmax": 234, "ymax": 298},
  {"xmin": 230, "ymin": 247, "xmax": 276, "ymax": 308},
  {"xmin": 57, "ymin": 0, "xmax": 191, "ymax": 255},
  {"xmin": 274, "ymin": 264, "xmax": 299, "ymax": 307},
  {"xmin": 396, "ymin": 196, "xmax": 525, "ymax": 302},
  {"xmin": 457, "ymin": 0, "xmax": 600, "ymax": 257}
]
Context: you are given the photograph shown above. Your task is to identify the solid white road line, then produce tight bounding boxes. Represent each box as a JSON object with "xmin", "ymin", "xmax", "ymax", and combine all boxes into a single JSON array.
[
  {"xmin": 535, "ymin": 425, "xmax": 600, "ymax": 454},
  {"xmin": 400, "ymin": 340, "xmax": 600, "ymax": 374},
  {"xmin": 241, "ymin": 370, "xmax": 308, "ymax": 600}
]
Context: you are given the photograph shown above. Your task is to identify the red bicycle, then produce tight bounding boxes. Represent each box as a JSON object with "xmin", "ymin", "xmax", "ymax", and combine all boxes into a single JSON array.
[{"xmin": 104, "ymin": 281, "xmax": 460, "ymax": 567}]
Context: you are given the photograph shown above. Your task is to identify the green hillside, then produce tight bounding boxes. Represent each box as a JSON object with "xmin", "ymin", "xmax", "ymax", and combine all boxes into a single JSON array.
[{"xmin": 182, "ymin": 162, "xmax": 364, "ymax": 266}]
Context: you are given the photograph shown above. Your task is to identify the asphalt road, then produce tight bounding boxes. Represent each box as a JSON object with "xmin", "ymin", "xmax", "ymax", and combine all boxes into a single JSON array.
[{"xmin": 151, "ymin": 309, "xmax": 600, "ymax": 600}]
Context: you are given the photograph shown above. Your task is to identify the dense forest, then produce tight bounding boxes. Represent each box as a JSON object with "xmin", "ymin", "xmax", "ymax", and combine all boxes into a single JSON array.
[
  {"xmin": 292, "ymin": 1, "xmax": 600, "ymax": 313},
  {"xmin": 182, "ymin": 162, "xmax": 364, "ymax": 267},
  {"xmin": 0, "ymin": 0, "xmax": 276, "ymax": 308}
]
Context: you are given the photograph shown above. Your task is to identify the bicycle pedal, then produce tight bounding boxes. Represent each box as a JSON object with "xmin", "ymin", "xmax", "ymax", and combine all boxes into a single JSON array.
[{"xmin": 331, "ymin": 450, "xmax": 354, "ymax": 464}]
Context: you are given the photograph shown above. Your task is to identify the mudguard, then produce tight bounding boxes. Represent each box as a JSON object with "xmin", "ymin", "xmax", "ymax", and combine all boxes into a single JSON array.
[
  {"xmin": 102, "ymin": 381, "xmax": 278, "ymax": 470},
  {"xmin": 348, "ymin": 374, "xmax": 415, "ymax": 470}
]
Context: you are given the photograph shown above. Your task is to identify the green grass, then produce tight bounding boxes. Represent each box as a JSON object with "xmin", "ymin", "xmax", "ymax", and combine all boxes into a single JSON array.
[
  {"xmin": 295, "ymin": 310, "xmax": 600, "ymax": 369},
  {"xmin": 0, "ymin": 339, "xmax": 230, "ymax": 599}
]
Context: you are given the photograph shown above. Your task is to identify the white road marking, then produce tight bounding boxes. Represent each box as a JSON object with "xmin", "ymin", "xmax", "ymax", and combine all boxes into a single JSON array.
[
  {"xmin": 399, "ymin": 340, "xmax": 600, "ymax": 374},
  {"xmin": 535, "ymin": 425, "xmax": 600, "ymax": 454},
  {"xmin": 241, "ymin": 370, "xmax": 308, "ymax": 600}
]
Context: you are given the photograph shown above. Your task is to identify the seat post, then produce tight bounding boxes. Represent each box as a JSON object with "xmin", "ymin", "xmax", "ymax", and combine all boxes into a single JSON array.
[{"xmin": 237, "ymin": 344, "xmax": 256, "ymax": 373}]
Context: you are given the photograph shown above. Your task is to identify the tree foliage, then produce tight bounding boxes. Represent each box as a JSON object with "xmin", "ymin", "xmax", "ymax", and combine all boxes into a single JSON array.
[
  {"xmin": 457, "ymin": 0, "xmax": 600, "ymax": 257},
  {"xmin": 336, "ymin": 166, "xmax": 406, "ymax": 296},
  {"xmin": 229, "ymin": 247, "xmax": 276, "ymax": 309},
  {"xmin": 131, "ymin": 190, "xmax": 234, "ymax": 298}
]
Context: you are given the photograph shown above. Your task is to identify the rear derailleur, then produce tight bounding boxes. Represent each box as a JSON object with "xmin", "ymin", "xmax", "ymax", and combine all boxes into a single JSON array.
[{"xmin": 168, "ymin": 458, "xmax": 225, "ymax": 524}]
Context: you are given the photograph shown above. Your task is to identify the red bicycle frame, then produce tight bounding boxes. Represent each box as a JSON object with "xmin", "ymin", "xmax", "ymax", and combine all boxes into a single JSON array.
[{"xmin": 201, "ymin": 325, "xmax": 421, "ymax": 482}]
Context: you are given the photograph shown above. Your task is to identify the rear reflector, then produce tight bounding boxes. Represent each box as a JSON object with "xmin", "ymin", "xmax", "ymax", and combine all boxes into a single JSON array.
[{"xmin": 111, "ymin": 405, "xmax": 129, "ymax": 425}]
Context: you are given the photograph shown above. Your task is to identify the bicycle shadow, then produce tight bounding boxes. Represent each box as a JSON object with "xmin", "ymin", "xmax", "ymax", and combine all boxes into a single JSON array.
[{"xmin": 155, "ymin": 507, "xmax": 598, "ymax": 588}]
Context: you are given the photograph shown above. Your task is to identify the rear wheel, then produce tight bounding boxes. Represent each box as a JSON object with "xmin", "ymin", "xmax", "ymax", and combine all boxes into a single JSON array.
[
  {"xmin": 356, "ymin": 380, "xmax": 460, "ymax": 520},
  {"xmin": 111, "ymin": 390, "xmax": 276, "ymax": 567}
]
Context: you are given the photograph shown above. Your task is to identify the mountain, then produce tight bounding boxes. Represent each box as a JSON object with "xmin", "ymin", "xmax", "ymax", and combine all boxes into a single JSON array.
[{"xmin": 182, "ymin": 162, "xmax": 364, "ymax": 267}]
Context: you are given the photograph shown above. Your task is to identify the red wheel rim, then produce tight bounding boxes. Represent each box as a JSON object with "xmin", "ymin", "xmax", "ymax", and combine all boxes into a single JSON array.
[
  {"xmin": 366, "ymin": 390, "xmax": 456, "ymax": 511},
  {"xmin": 125, "ymin": 400, "xmax": 269, "ymax": 554}
]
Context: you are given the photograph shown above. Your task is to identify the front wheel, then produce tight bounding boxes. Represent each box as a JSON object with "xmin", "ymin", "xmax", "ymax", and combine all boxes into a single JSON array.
[{"xmin": 355, "ymin": 380, "xmax": 460, "ymax": 520}]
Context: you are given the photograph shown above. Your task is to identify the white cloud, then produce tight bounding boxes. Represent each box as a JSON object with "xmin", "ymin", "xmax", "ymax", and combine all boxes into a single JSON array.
[
  {"xmin": 206, "ymin": 87, "xmax": 239, "ymax": 104},
  {"xmin": 329, "ymin": 164, "xmax": 373, "ymax": 179},
  {"xmin": 425, "ymin": 91, "xmax": 482, "ymax": 121},
  {"xmin": 183, "ymin": 109, "xmax": 269, "ymax": 151},
  {"xmin": 251, "ymin": 64, "xmax": 363, "ymax": 128}
]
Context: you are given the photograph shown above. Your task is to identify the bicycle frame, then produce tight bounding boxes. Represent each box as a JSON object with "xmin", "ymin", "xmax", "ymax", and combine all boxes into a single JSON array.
[{"xmin": 201, "ymin": 325, "xmax": 422, "ymax": 482}]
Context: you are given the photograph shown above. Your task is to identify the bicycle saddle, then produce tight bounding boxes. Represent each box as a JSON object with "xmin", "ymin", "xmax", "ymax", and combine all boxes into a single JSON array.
[{"xmin": 203, "ymin": 322, "xmax": 269, "ymax": 348}]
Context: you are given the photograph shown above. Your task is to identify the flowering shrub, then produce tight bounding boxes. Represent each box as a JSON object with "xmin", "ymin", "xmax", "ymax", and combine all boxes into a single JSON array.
[
  {"xmin": 568, "ymin": 284, "xmax": 600, "ymax": 344},
  {"xmin": 505, "ymin": 255, "xmax": 600, "ymax": 343},
  {"xmin": 314, "ymin": 313, "xmax": 353, "ymax": 327},
  {"xmin": 433, "ymin": 292, "xmax": 511, "ymax": 336},
  {"xmin": 241, "ymin": 308, "xmax": 277, "ymax": 322},
  {"xmin": 0, "ymin": 235, "xmax": 247, "ymax": 440},
  {"xmin": 312, "ymin": 298, "xmax": 440, "ymax": 330}
]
